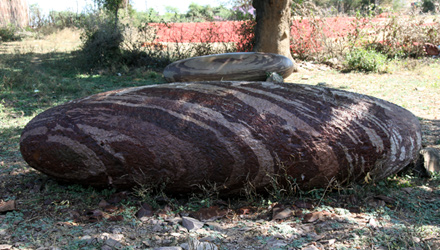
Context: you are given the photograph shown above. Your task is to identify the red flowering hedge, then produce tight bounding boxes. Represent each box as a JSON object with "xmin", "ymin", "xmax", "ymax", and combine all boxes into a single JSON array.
[
  {"xmin": 149, "ymin": 21, "xmax": 243, "ymax": 43},
  {"xmin": 148, "ymin": 17, "xmax": 438, "ymax": 57},
  {"xmin": 149, "ymin": 17, "xmax": 366, "ymax": 53}
]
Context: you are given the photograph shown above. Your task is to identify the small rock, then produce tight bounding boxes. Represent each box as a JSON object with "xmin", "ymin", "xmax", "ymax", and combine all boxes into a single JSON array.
[
  {"xmin": 205, "ymin": 221, "xmax": 223, "ymax": 231},
  {"xmin": 181, "ymin": 216, "xmax": 204, "ymax": 231},
  {"xmin": 110, "ymin": 227, "xmax": 123, "ymax": 234},
  {"xmin": 420, "ymin": 185, "xmax": 433, "ymax": 192},
  {"xmin": 101, "ymin": 245, "xmax": 112, "ymax": 250},
  {"xmin": 80, "ymin": 235, "xmax": 94, "ymax": 244},
  {"xmin": 152, "ymin": 224, "xmax": 163, "ymax": 232},
  {"xmin": 180, "ymin": 243, "xmax": 189, "ymax": 250},
  {"xmin": 177, "ymin": 225, "xmax": 188, "ymax": 233},
  {"xmin": 98, "ymin": 200, "xmax": 110, "ymax": 208},
  {"xmin": 83, "ymin": 229, "xmax": 95, "ymax": 234},
  {"xmin": 142, "ymin": 240, "xmax": 152, "ymax": 247},
  {"xmin": 301, "ymin": 245, "xmax": 319, "ymax": 250},
  {"xmin": 402, "ymin": 187, "xmax": 414, "ymax": 194},
  {"xmin": 105, "ymin": 237, "xmax": 122, "ymax": 248},
  {"xmin": 137, "ymin": 203, "xmax": 154, "ymax": 219},
  {"xmin": 327, "ymin": 58, "xmax": 339, "ymax": 67},
  {"xmin": 266, "ymin": 72, "xmax": 284, "ymax": 83},
  {"xmin": 181, "ymin": 238, "xmax": 218, "ymax": 250},
  {"xmin": 368, "ymin": 218, "xmax": 378, "ymax": 228},
  {"xmin": 165, "ymin": 216, "xmax": 182, "ymax": 225},
  {"xmin": 170, "ymin": 232, "xmax": 181, "ymax": 238},
  {"xmin": 199, "ymin": 236, "xmax": 216, "ymax": 242},
  {"xmin": 420, "ymin": 147, "xmax": 440, "ymax": 175},
  {"xmin": 271, "ymin": 234, "xmax": 285, "ymax": 240},
  {"xmin": 154, "ymin": 247, "xmax": 182, "ymax": 250},
  {"xmin": 197, "ymin": 242, "xmax": 217, "ymax": 250},
  {"xmin": 267, "ymin": 241, "xmax": 287, "ymax": 249},
  {"xmin": 0, "ymin": 245, "xmax": 12, "ymax": 250}
]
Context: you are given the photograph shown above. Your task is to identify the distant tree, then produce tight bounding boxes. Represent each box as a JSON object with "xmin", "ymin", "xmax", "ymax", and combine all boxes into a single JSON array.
[
  {"xmin": 29, "ymin": 4, "xmax": 44, "ymax": 28},
  {"xmin": 165, "ymin": 6, "xmax": 180, "ymax": 14},
  {"xmin": 94, "ymin": 0, "xmax": 129, "ymax": 27},
  {"xmin": 422, "ymin": 0, "xmax": 437, "ymax": 13},
  {"xmin": 212, "ymin": 5, "xmax": 235, "ymax": 20},
  {"xmin": 132, "ymin": 8, "xmax": 161, "ymax": 25},
  {"xmin": 186, "ymin": 3, "xmax": 214, "ymax": 21},
  {"xmin": 225, "ymin": 0, "xmax": 254, "ymax": 20},
  {"xmin": 163, "ymin": 6, "xmax": 183, "ymax": 21},
  {"xmin": 226, "ymin": 0, "xmax": 253, "ymax": 10}
]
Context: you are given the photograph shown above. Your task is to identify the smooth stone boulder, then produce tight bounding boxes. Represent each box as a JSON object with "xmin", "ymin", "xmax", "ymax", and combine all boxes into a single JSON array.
[
  {"xmin": 20, "ymin": 81, "xmax": 422, "ymax": 193},
  {"xmin": 163, "ymin": 52, "xmax": 295, "ymax": 82},
  {"xmin": 420, "ymin": 147, "xmax": 440, "ymax": 175}
]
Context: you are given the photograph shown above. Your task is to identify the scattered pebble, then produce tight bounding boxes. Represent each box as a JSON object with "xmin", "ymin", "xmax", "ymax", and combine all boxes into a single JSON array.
[
  {"xmin": 181, "ymin": 238, "xmax": 218, "ymax": 250},
  {"xmin": 368, "ymin": 218, "xmax": 378, "ymax": 228},
  {"xmin": 181, "ymin": 216, "xmax": 204, "ymax": 231}
]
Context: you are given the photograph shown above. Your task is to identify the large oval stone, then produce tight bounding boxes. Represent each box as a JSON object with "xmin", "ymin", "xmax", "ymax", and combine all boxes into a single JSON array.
[
  {"xmin": 20, "ymin": 81, "xmax": 422, "ymax": 193},
  {"xmin": 163, "ymin": 52, "xmax": 295, "ymax": 82}
]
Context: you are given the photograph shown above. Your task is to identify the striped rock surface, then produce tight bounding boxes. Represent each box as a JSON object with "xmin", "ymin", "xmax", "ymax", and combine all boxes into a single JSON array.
[
  {"xmin": 163, "ymin": 52, "xmax": 295, "ymax": 83},
  {"xmin": 20, "ymin": 81, "xmax": 422, "ymax": 193}
]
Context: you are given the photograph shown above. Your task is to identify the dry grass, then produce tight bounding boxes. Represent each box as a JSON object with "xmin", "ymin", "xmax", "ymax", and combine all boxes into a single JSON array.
[
  {"xmin": 287, "ymin": 59, "xmax": 440, "ymax": 121},
  {"xmin": 0, "ymin": 28, "xmax": 82, "ymax": 54}
]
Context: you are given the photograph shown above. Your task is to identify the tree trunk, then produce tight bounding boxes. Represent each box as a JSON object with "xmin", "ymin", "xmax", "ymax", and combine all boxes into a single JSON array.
[{"xmin": 252, "ymin": 0, "xmax": 297, "ymax": 71}]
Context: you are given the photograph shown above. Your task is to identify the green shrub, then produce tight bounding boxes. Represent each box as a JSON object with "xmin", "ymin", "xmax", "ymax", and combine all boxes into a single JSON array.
[
  {"xmin": 78, "ymin": 14, "xmax": 124, "ymax": 70},
  {"xmin": 0, "ymin": 25, "xmax": 21, "ymax": 42},
  {"xmin": 344, "ymin": 48, "xmax": 388, "ymax": 72},
  {"xmin": 422, "ymin": 0, "xmax": 437, "ymax": 13}
]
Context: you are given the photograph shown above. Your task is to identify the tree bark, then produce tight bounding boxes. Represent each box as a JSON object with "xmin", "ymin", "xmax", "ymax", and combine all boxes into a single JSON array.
[{"xmin": 252, "ymin": 0, "xmax": 297, "ymax": 71}]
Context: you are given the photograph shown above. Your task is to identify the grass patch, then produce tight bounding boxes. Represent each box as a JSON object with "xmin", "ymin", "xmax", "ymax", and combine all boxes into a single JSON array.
[{"xmin": 344, "ymin": 48, "xmax": 389, "ymax": 73}]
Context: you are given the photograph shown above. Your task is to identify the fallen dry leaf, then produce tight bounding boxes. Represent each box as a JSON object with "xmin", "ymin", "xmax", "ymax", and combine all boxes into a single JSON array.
[
  {"xmin": 136, "ymin": 203, "xmax": 154, "ymax": 219},
  {"xmin": 86, "ymin": 209, "xmax": 107, "ymax": 222},
  {"xmin": 98, "ymin": 199, "xmax": 110, "ymax": 208},
  {"xmin": 374, "ymin": 195, "xmax": 396, "ymax": 204},
  {"xmin": 236, "ymin": 206, "xmax": 256, "ymax": 215},
  {"xmin": 367, "ymin": 197, "xmax": 388, "ymax": 208},
  {"xmin": 43, "ymin": 199, "xmax": 53, "ymax": 205},
  {"xmin": 0, "ymin": 200, "xmax": 16, "ymax": 213},
  {"xmin": 303, "ymin": 211, "xmax": 334, "ymax": 223},
  {"xmin": 348, "ymin": 207, "xmax": 361, "ymax": 214},
  {"xmin": 272, "ymin": 208, "xmax": 293, "ymax": 221},
  {"xmin": 103, "ymin": 205, "xmax": 119, "ymax": 213},
  {"xmin": 107, "ymin": 191, "xmax": 128, "ymax": 204},
  {"xmin": 56, "ymin": 221, "xmax": 79, "ymax": 227},
  {"xmin": 157, "ymin": 205, "xmax": 173, "ymax": 218},
  {"xmin": 190, "ymin": 206, "xmax": 228, "ymax": 221},
  {"xmin": 108, "ymin": 215, "xmax": 124, "ymax": 222},
  {"xmin": 294, "ymin": 200, "xmax": 314, "ymax": 209}
]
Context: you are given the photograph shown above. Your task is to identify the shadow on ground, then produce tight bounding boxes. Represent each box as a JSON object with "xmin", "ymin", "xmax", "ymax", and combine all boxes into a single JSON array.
[{"xmin": 0, "ymin": 51, "xmax": 164, "ymax": 117}]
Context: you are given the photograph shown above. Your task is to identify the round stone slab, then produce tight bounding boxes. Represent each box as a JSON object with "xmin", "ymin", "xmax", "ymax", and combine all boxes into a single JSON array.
[
  {"xmin": 20, "ymin": 81, "xmax": 422, "ymax": 193},
  {"xmin": 163, "ymin": 52, "xmax": 295, "ymax": 82}
]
